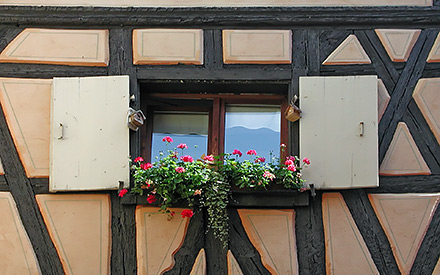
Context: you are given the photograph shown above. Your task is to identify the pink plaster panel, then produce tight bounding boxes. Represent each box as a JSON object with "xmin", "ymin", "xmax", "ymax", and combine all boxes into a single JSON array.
[
  {"xmin": 133, "ymin": 29, "xmax": 203, "ymax": 65},
  {"xmin": 322, "ymin": 193, "xmax": 379, "ymax": 275},
  {"xmin": 369, "ymin": 193, "xmax": 440, "ymax": 274},
  {"xmin": 227, "ymin": 250, "xmax": 244, "ymax": 275},
  {"xmin": 0, "ymin": 78, "xmax": 51, "ymax": 178},
  {"xmin": 0, "ymin": 192, "xmax": 41, "ymax": 274},
  {"xmin": 427, "ymin": 33, "xmax": 440, "ymax": 63},
  {"xmin": 379, "ymin": 122, "xmax": 431, "ymax": 176},
  {"xmin": 0, "ymin": 28, "xmax": 109, "ymax": 66},
  {"xmin": 322, "ymin": 34, "xmax": 371, "ymax": 65},
  {"xmin": 190, "ymin": 249, "xmax": 206, "ymax": 275},
  {"xmin": 223, "ymin": 30, "xmax": 292, "ymax": 64},
  {"xmin": 375, "ymin": 29, "xmax": 421, "ymax": 62},
  {"xmin": 36, "ymin": 194, "xmax": 111, "ymax": 275},
  {"xmin": 136, "ymin": 206, "xmax": 190, "ymax": 275},
  {"xmin": 237, "ymin": 209, "xmax": 298, "ymax": 275},
  {"xmin": 378, "ymin": 79, "xmax": 390, "ymax": 122},
  {"xmin": 413, "ymin": 78, "xmax": 440, "ymax": 145}
]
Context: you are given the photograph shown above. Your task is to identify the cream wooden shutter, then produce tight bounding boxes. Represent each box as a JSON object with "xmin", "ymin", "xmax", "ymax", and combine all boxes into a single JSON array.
[
  {"xmin": 299, "ymin": 76, "xmax": 378, "ymax": 189},
  {"xmin": 50, "ymin": 76, "xmax": 130, "ymax": 192}
]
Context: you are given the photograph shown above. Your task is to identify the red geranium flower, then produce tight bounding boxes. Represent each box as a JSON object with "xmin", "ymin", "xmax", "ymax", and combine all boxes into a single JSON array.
[
  {"xmin": 180, "ymin": 155, "xmax": 194, "ymax": 162},
  {"xmin": 162, "ymin": 136, "xmax": 173, "ymax": 143},
  {"xmin": 177, "ymin": 143, "xmax": 188, "ymax": 149},
  {"xmin": 287, "ymin": 165, "xmax": 296, "ymax": 172},
  {"xmin": 285, "ymin": 159, "xmax": 294, "ymax": 166},
  {"xmin": 247, "ymin": 149, "xmax": 257, "ymax": 155},
  {"xmin": 181, "ymin": 209, "xmax": 194, "ymax": 218},
  {"xmin": 140, "ymin": 163, "xmax": 153, "ymax": 170},
  {"xmin": 118, "ymin": 189, "xmax": 128, "ymax": 197},
  {"xmin": 147, "ymin": 194, "xmax": 157, "ymax": 204},
  {"xmin": 232, "ymin": 149, "xmax": 242, "ymax": 157},
  {"xmin": 175, "ymin": 166, "xmax": 186, "ymax": 173},
  {"xmin": 134, "ymin": 157, "xmax": 144, "ymax": 162},
  {"xmin": 303, "ymin": 157, "xmax": 311, "ymax": 165},
  {"xmin": 203, "ymin": 155, "xmax": 215, "ymax": 163},
  {"xmin": 255, "ymin": 157, "xmax": 265, "ymax": 163}
]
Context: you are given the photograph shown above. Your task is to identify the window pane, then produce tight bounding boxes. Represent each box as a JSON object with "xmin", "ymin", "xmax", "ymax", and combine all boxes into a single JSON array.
[
  {"xmin": 151, "ymin": 112, "xmax": 208, "ymax": 160},
  {"xmin": 225, "ymin": 105, "xmax": 280, "ymax": 161}
]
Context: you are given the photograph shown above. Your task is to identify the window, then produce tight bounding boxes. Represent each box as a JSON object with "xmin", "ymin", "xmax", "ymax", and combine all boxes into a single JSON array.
[{"xmin": 141, "ymin": 82, "xmax": 288, "ymax": 162}]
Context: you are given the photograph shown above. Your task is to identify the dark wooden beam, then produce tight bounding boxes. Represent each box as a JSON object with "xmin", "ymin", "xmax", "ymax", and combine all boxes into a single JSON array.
[
  {"xmin": 108, "ymin": 28, "xmax": 138, "ymax": 275},
  {"xmin": 375, "ymin": 175, "xmax": 440, "ymax": 193},
  {"xmin": 0, "ymin": 90, "xmax": 64, "ymax": 274},
  {"xmin": 164, "ymin": 210, "xmax": 205, "ymax": 275},
  {"xmin": 1, "ymin": 6, "xmax": 440, "ymax": 28},
  {"xmin": 341, "ymin": 190, "xmax": 400, "ymax": 275},
  {"xmin": 0, "ymin": 63, "xmax": 107, "ymax": 79},
  {"xmin": 228, "ymin": 208, "xmax": 271, "ymax": 275},
  {"xmin": 0, "ymin": 28, "xmax": 23, "ymax": 52},
  {"xmin": 0, "ymin": 175, "xmax": 8, "ymax": 191},
  {"xmin": 378, "ymin": 30, "xmax": 438, "ymax": 163},
  {"xmin": 319, "ymin": 30, "xmax": 352, "ymax": 64},
  {"xmin": 295, "ymin": 192, "xmax": 326, "ymax": 275}
]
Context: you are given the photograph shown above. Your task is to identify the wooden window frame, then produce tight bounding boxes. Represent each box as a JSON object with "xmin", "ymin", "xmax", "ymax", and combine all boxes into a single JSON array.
[{"xmin": 141, "ymin": 92, "xmax": 288, "ymax": 162}]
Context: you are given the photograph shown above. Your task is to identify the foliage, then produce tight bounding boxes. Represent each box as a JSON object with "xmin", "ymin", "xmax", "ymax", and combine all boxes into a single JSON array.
[{"xmin": 123, "ymin": 138, "xmax": 309, "ymax": 248}]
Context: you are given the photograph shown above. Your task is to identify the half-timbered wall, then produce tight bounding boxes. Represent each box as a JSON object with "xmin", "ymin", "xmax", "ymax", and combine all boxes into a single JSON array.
[{"xmin": 0, "ymin": 3, "xmax": 439, "ymax": 275}]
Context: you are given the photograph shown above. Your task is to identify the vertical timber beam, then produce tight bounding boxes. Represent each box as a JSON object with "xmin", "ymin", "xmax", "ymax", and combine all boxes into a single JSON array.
[{"xmin": 108, "ymin": 28, "xmax": 138, "ymax": 275}]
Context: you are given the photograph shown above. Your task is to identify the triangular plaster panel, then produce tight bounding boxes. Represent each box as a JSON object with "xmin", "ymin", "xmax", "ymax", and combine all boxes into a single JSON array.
[
  {"xmin": 0, "ymin": 78, "xmax": 51, "ymax": 177},
  {"xmin": 190, "ymin": 249, "xmax": 206, "ymax": 275},
  {"xmin": 227, "ymin": 250, "xmax": 244, "ymax": 275},
  {"xmin": 433, "ymin": 258, "xmax": 440, "ymax": 275},
  {"xmin": 427, "ymin": 33, "xmax": 440, "ymax": 63},
  {"xmin": 36, "ymin": 194, "xmax": 111, "ymax": 275},
  {"xmin": 369, "ymin": 193, "xmax": 440, "ymax": 274},
  {"xmin": 322, "ymin": 193, "xmax": 379, "ymax": 275},
  {"xmin": 0, "ymin": 158, "xmax": 4, "ymax": 175},
  {"xmin": 375, "ymin": 29, "xmax": 421, "ymax": 62},
  {"xmin": 237, "ymin": 209, "xmax": 298, "ymax": 275},
  {"xmin": 322, "ymin": 34, "xmax": 371, "ymax": 65},
  {"xmin": 378, "ymin": 79, "xmax": 391, "ymax": 122},
  {"xmin": 413, "ymin": 78, "xmax": 440, "ymax": 145},
  {"xmin": 380, "ymin": 122, "xmax": 431, "ymax": 175},
  {"xmin": 136, "ymin": 207, "xmax": 189, "ymax": 275},
  {"xmin": 0, "ymin": 28, "xmax": 109, "ymax": 66},
  {"xmin": 0, "ymin": 192, "xmax": 41, "ymax": 274}
]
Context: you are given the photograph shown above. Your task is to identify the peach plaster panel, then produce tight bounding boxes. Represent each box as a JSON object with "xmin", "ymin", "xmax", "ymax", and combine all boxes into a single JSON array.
[
  {"xmin": 237, "ymin": 209, "xmax": 298, "ymax": 274},
  {"xmin": 36, "ymin": 194, "xmax": 111, "ymax": 275},
  {"xmin": 0, "ymin": 78, "xmax": 51, "ymax": 178},
  {"xmin": 434, "ymin": 258, "xmax": 440, "ymax": 275},
  {"xmin": 379, "ymin": 122, "xmax": 431, "ymax": 176},
  {"xmin": 413, "ymin": 78, "xmax": 440, "ymax": 145},
  {"xmin": 136, "ymin": 206, "xmax": 190, "ymax": 275},
  {"xmin": 322, "ymin": 34, "xmax": 371, "ymax": 65},
  {"xmin": 375, "ymin": 29, "xmax": 421, "ymax": 62},
  {"xmin": 322, "ymin": 193, "xmax": 379, "ymax": 275},
  {"xmin": 0, "ymin": 0, "xmax": 433, "ymax": 7},
  {"xmin": 369, "ymin": 193, "xmax": 440, "ymax": 274},
  {"xmin": 133, "ymin": 29, "xmax": 203, "ymax": 65},
  {"xmin": 0, "ymin": 158, "xmax": 4, "ymax": 175},
  {"xmin": 222, "ymin": 30, "xmax": 292, "ymax": 64},
  {"xmin": 427, "ymin": 33, "xmax": 440, "ymax": 63},
  {"xmin": 0, "ymin": 192, "xmax": 41, "ymax": 274},
  {"xmin": 0, "ymin": 28, "xmax": 109, "ymax": 66},
  {"xmin": 378, "ymin": 79, "xmax": 391, "ymax": 122},
  {"xmin": 190, "ymin": 249, "xmax": 206, "ymax": 275},
  {"xmin": 227, "ymin": 250, "xmax": 244, "ymax": 275}
]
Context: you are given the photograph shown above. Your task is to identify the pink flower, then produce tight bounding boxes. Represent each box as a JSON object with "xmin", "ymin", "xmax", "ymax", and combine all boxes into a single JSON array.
[
  {"xmin": 203, "ymin": 155, "xmax": 215, "ymax": 163},
  {"xmin": 194, "ymin": 189, "xmax": 202, "ymax": 196},
  {"xmin": 177, "ymin": 143, "xmax": 188, "ymax": 149},
  {"xmin": 280, "ymin": 143, "xmax": 287, "ymax": 148},
  {"xmin": 118, "ymin": 189, "xmax": 128, "ymax": 197},
  {"xmin": 263, "ymin": 171, "xmax": 276, "ymax": 181},
  {"xmin": 147, "ymin": 194, "xmax": 157, "ymax": 204},
  {"xmin": 134, "ymin": 157, "xmax": 144, "ymax": 162},
  {"xmin": 181, "ymin": 209, "xmax": 194, "ymax": 218},
  {"xmin": 232, "ymin": 149, "xmax": 242, "ymax": 157},
  {"xmin": 180, "ymin": 155, "xmax": 194, "ymax": 162},
  {"xmin": 303, "ymin": 158, "xmax": 311, "ymax": 165},
  {"xmin": 162, "ymin": 136, "xmax": 173, "ymax": 143},
  {"xmin": 247, "ymin": 149, "xmax": 257, "ymax": 155},
  {"xmin": 255, "ymin": 157, "xmax": 266, "ymax": 163},
  {"xmin": 175, "ymin": 166, "xmax": 186, "ymax": 173},
  {"xmin": 287, "ymin": 165, "xmax": 296, "ymax": 172},
  {"xmin": 140, "ymin": 163, "xmax": 153, "ymax": 170},
  {"xmin": 285, "ymin": 159, "xmax": 294, "ymax": 166}
]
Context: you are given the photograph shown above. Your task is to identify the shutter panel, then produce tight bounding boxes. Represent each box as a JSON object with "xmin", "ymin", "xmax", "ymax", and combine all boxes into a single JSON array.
[
  {"xmin": 299, "ymin": 76, "xmax": 378, "ymax": 189},
  {"xmin": 50, "ymin": 76, "xmax": 130, "ymax": 191}
]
